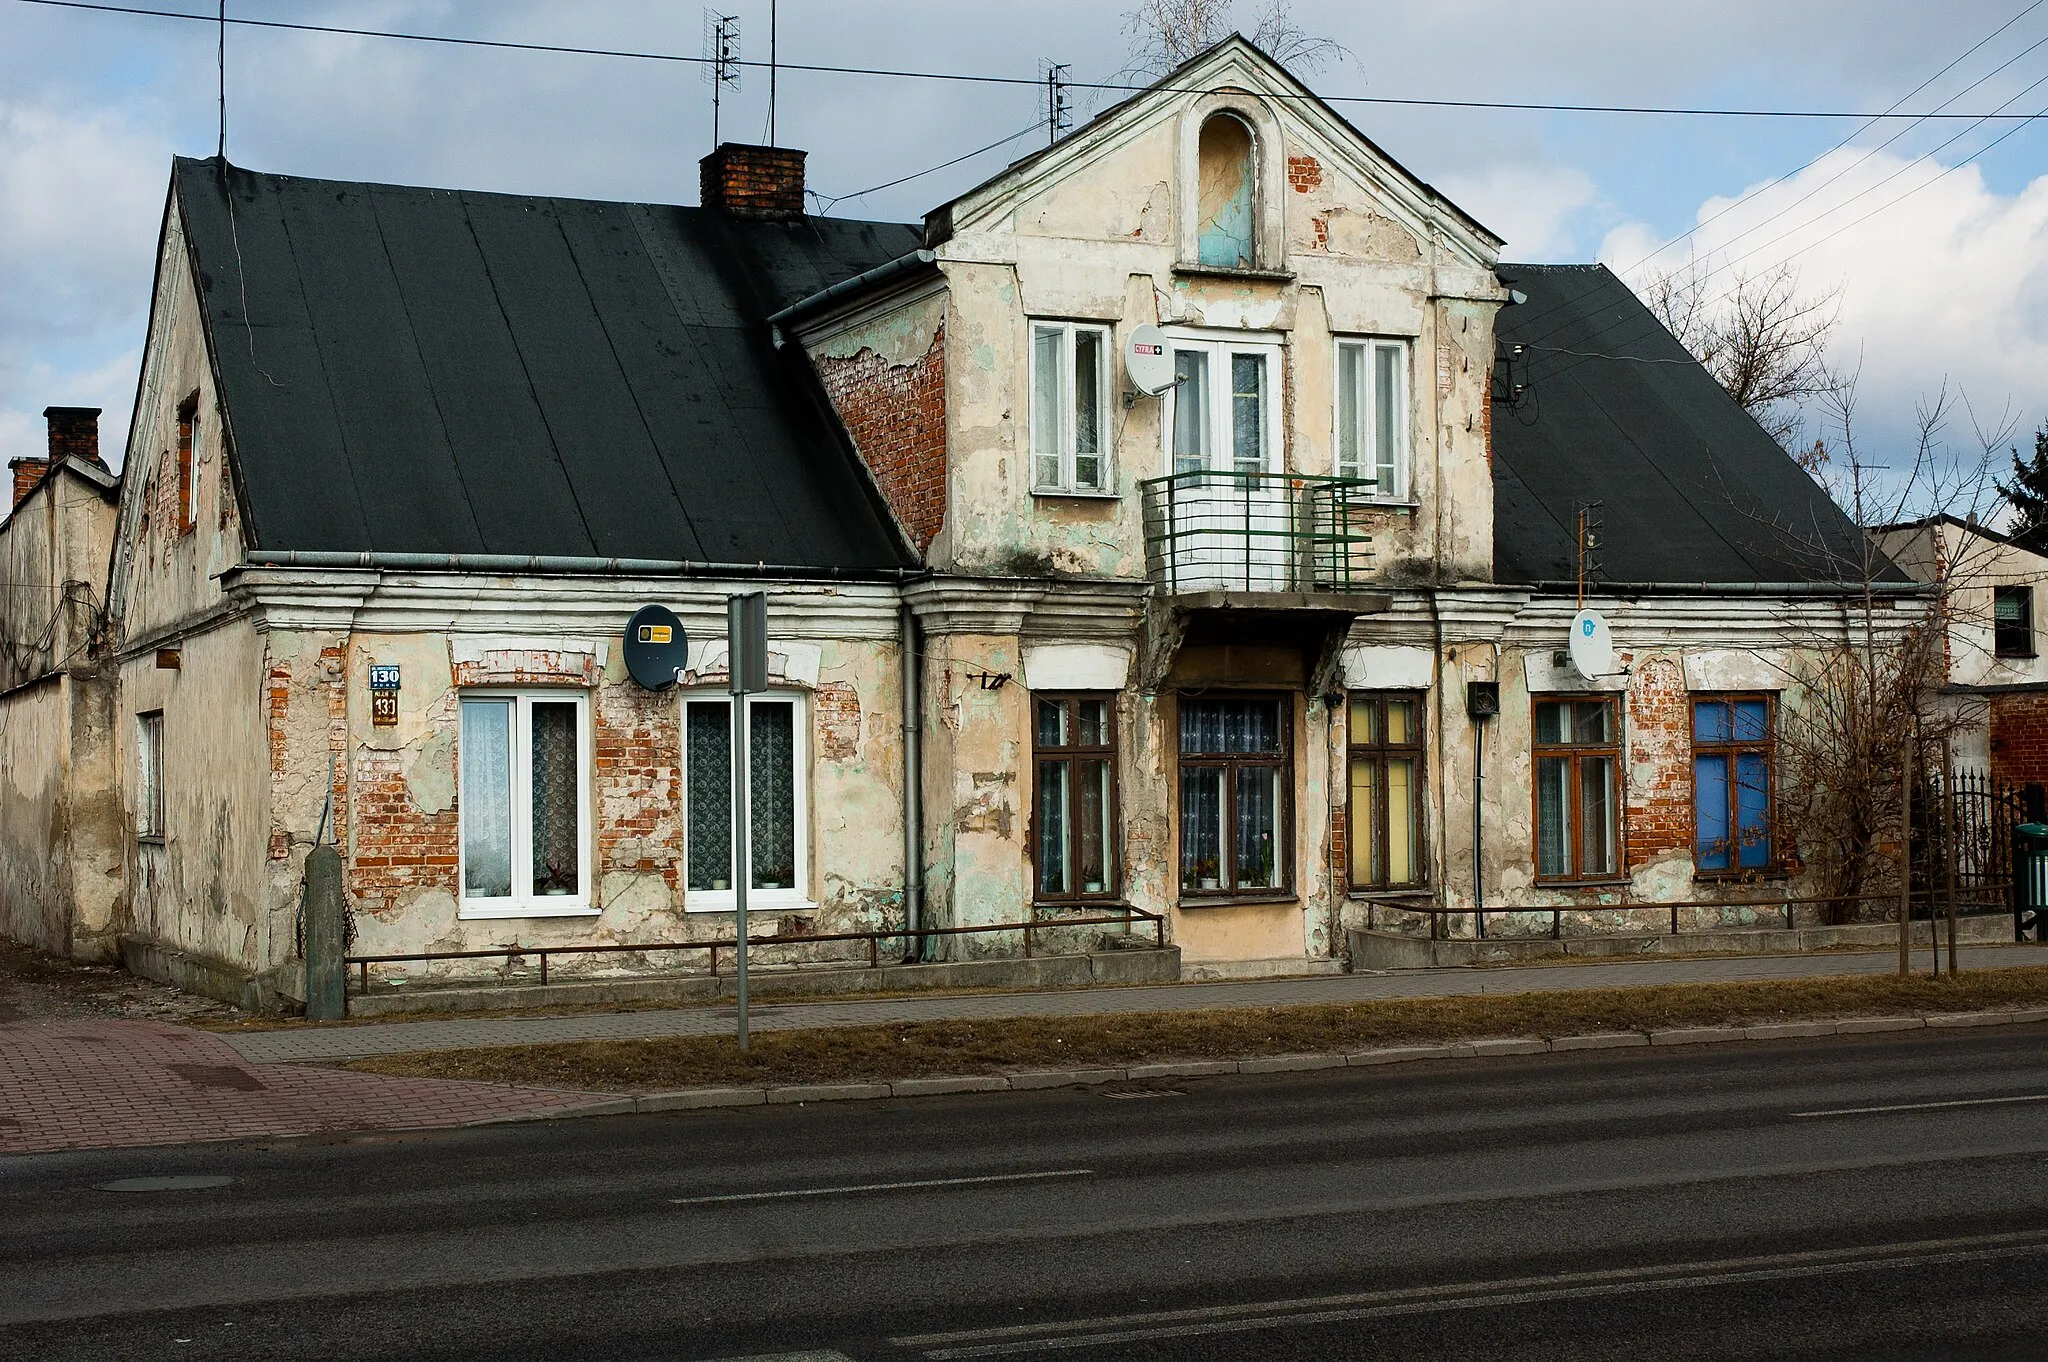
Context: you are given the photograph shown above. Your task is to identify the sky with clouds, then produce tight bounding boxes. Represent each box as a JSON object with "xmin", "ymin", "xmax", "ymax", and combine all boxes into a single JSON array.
[{"xmin": 3, "ymin": 0, "xmax": 2046, "ymax": 497}]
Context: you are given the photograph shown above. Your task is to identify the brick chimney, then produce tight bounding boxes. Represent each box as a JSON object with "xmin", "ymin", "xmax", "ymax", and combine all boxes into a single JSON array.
[
  {"xmin": 699, "ymin": 143, "xmax": 807, "ymax": 218},
  {"xmin": 13, "ymin": 407, "xmax": 103, "ymax": 511}
]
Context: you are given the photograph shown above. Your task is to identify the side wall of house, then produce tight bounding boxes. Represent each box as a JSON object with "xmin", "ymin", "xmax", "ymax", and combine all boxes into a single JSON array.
[
  {"xmin": 808, "ymin": 288, "xmax": 949, "ymax": 554},
  {"xmin": 117, "ymin": 618, "xmax": 273, "ymax": 974},
  {"xmin": 0, "ymin": 677, "xmax": 71, "ymax": 954}
]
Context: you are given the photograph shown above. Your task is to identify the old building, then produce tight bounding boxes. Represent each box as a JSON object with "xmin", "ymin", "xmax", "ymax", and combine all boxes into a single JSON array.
[
  {"xmin": 1871, "ymin": 514, "xmax": 2048, "ymax": 786},
  {"xmin": 28, "ymin": 36, "xmax": 1925, "ymax": 1008},
  {"xmin": 0, "ymin": 407, "xmax": 123, "ymax": 958}
]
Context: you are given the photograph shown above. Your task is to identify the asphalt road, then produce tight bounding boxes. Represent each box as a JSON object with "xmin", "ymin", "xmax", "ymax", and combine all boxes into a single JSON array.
[{"xmin": 7, "ymin": 1028, "xmax": 2048, "ymax": 1361}]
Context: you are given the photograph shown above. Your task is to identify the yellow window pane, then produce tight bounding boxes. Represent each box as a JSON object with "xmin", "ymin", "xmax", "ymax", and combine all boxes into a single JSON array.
[
  {"xmin": 1386, "ymin": 700, "xmax": 1413, "ymax": 745},
  {"xmin": 1387, "ymin": 758, "xmax": 1415, "ymax": 884},
  {"xmin": 1348, "ymin": 698, "xmax": 1378, "ymax": 745},
  {"xmin": 1349, "ymin": 757, "xmax": 1378, "ymax": 884}
]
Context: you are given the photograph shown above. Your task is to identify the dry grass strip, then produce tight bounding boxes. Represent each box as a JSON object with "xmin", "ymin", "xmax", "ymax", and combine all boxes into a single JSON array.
[{"xmin": 337, "ymin": 968, "xmax": 2048, "ymax": 1093}]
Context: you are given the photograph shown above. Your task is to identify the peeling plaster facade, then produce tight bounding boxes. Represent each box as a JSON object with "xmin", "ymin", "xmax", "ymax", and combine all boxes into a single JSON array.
[{"xmin": 58, "ymin": 39, "xmax": 1942, "ymax": 1008}]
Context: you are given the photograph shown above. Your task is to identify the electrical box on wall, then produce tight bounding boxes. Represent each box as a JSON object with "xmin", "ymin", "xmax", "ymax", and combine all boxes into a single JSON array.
[{"xmin": 1466, "ymin": 680, "xmax": 1500, "ymax": 720}]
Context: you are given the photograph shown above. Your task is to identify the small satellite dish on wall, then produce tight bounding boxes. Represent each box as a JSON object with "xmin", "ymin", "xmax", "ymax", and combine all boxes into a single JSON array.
[
  {"xmin": 1126, "ymin": 323, "xmax": 1175, "ymax": 397},
  {"xmin": 1568, "ymin": 608, "xmax": 1614, "ymax": 678},
  {"xmin": 623, "ymin": 604, "xmax": 689, "ymax": 691}
]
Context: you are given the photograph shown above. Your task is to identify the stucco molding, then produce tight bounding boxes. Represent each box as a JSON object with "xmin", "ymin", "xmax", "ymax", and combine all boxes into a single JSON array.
[{"xmin": 1021, "ymin": 642, "xmax": 1133, "ymax": 692}]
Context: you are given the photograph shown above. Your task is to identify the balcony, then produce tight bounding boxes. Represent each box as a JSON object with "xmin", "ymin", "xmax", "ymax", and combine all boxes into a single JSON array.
[{"xmin": 1138, "ymin": 471, "xmax": 1378, "ymax": 596}]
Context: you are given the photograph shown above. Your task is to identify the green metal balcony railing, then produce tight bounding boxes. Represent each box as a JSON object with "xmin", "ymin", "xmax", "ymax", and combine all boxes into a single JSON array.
[{"xmin": 1138, "ymin": 471, "xmax": 1378, "ymax": 594}]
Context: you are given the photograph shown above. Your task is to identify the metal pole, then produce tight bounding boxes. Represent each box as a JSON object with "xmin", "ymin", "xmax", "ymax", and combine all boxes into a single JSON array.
[
  {"xmin": 731, "ymin": 608, "xmax": 751, "ymax": 1052},
  {"xmin": 1473, "ymin": 715, "xmax": 1486, "ymax": 940},
  {"xmin": 1945, "ymin": 737, "xmax": 1960, "ymax": 976},
  {"xmin": 1899, "ymin": 734, "xmax": 1912, "ymax": 978}
]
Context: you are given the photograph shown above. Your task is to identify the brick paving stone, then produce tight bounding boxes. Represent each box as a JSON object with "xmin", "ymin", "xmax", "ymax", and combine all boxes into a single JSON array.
[
  {"xmin": 0, "ymin": 1018, "xmax": 614, "ymax": 1155},
  {"xmin": 220, "ymin": 943, "xmax": 2048, "ymax": 1065}
]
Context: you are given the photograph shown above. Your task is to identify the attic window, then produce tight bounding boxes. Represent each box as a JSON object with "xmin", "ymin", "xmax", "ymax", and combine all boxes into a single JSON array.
[
  {"xmin": 175, "ymin": 393, "xmax": 199, "ymax": 535},
  {"xmin": 1196, "ymin": 113, "xmax": 1257, "ymax": 269}
]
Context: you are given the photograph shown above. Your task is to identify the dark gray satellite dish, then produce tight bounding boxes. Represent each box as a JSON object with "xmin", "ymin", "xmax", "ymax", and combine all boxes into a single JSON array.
[{"xmin": 623, "ymin": 605, "xmax": 689, "ymax": 690}]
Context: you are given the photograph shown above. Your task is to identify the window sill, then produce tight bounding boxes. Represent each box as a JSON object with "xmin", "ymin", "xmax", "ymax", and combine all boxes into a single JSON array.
[
  {"xmin": 459, "ymin": 900, "xmax": 600, "ymax": 920},
  {"xmin": 1032, "ymin": 900, "xmax": 1131, "ymax": 913},
  {"xmin": 1356, "ymin": 499, "xmax": 1419, "ymax": 515},
  {"xmin": 1030, "ymin": 487, "xmax": 1120, "ymax": 501},
  {"xmin": 1692, "ymin": 871, "xmax": 1790, "ymax": 885},
  {"xmin": 1179, "ymin": 892, "xmax": 1298, "ymax": 910},
  {"xmin": 1529, "ymin": 878, "xmax": 1633, "ymax": 890},
  {"xmin": 1349, "ymin": 887, "xmax": 1432, "ymax": 901},
  {"xmin": 1995, "ymin": 653, "xmax": 2039, "ymax": 661},
  {"xmin": 684, "ymin": 894, "xmax": 818, "ymax": 915},
  {"xmin": 1173, "ymin": 264, "xmax": 1295, "ymax": 283}
]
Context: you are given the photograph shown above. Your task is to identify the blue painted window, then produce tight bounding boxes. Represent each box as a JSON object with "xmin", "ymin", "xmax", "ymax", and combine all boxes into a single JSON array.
[
  {"xmin": 1693, "ymin": 696, "xmax": 1774, "ymax": 873},
  {"xmin": 1196, "ymin": 113, "xmax": 1256, "ymax": 268}
]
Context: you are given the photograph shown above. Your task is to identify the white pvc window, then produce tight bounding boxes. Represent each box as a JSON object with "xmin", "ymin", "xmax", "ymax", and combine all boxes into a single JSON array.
[
  {"xmin": 1162, "ymin": 336, "xmax": 1283, "ymax": 475},
  {"xmin": 1030, "ymin": 321, "xmax": 1113, "ymax": 494},
  {"xmin": 137, "ymin": 711, "xmax": 165, "ymax": 838},
  {"xmin": 683, "ymin": 691, "xmax": 811, "ymax": 912},
  {"xmin": 1336, "ymin": 338, "xmax": 1409, "ymax": 498},
  {"xmin": 458, "ymin": 691, "xmax": 594, "ymax": 918}
]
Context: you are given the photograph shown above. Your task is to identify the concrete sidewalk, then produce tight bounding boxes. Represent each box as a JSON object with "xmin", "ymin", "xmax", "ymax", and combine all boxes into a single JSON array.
[{"xmin": 222, "ymin": 942, "xmax": 2048, "ymax": 1064}]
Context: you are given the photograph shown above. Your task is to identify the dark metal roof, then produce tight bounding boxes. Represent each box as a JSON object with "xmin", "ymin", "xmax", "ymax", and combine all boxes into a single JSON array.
[
  {"xmin": 173, "ymin": 157, "xmax": 913, "ymax": 567},
  {"xmin": 1491, "ymin": 264, "xmax": 1892, "ymax": 586}
]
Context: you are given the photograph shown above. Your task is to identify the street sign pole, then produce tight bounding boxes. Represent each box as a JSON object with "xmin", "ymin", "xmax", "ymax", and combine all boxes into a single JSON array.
[{"xmin": 728, "ymin": 592, "xmax": 768, "ymax": 1052}]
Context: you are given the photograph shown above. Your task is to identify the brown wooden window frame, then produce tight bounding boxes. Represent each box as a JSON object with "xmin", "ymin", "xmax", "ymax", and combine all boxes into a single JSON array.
[
  {"xmin": 1347, "ymin": 690, "xmax": 1427, "ymax": 891},
  {"xmin": 1177, "ymin": 691, "xmax": 1293, "ymax": 902},
  {"xmin": 1531, "ymin": 695, "xmax": 1623, "ymax": 884},
  {"xmin": 175, "ymin": 392, "xmax": 199, "ymax": 536},
  {"xmin": 137, "ymin": 710, "xmax": 166, "ymax": 841},
  {"xmin": 1995, "ymin": 585, "xmax": 2035, "ymax": 659},
  {"xmin": 1030, "ymin": 693, "xmax": 1121, "ymax": 905},
  {"xmin": 1691, "ymin": 692, "xmax": 1778, "ymax": 879}
]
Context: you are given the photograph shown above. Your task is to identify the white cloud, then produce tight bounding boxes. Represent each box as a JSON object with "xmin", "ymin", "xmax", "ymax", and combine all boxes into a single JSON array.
[
  {"xmin": 1602, "ymin": 147, "xmax": 2048, "ymax": 460},
  {"xmin": 1434, "ymin": 163, "xmax": 1598, "ymax": 259},
  {"xmin": 0, "ymin": 99, "xmax": 166, "ymax": 470}
]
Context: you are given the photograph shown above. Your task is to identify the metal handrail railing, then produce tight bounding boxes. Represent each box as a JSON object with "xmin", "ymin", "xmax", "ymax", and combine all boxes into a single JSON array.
[
  {"xmin": 343, "ymin": 905, "xmax": 1167, "ymax": 994},
  {"xmin": 1357, "ymin": 888, "xmax": 2011, "ymax": 942},
  {"xmin": 1137, "ymin": 470, "xmax": 1377, "ymax": 593}
]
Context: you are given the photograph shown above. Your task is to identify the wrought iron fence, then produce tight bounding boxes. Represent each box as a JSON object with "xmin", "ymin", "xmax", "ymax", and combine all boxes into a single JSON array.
[{"xmin": 1137, "ymin": 471, "xmax": 1378, "ymax": 593}]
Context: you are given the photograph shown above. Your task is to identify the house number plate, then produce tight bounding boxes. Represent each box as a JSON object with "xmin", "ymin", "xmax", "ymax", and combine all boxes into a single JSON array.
[
  {"xmin": 371, "ymin": 691, "xmax": 398, "ymax": 726},
  {"xmin": 368, "ymin": 664, "xmax": 401, "ymax": 690}
]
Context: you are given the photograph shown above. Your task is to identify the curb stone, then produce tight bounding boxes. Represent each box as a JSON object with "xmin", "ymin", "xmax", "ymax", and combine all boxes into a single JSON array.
[{"xmin": 465, "ymin": 1007, "xmax": 2048, "ymax": 1128}]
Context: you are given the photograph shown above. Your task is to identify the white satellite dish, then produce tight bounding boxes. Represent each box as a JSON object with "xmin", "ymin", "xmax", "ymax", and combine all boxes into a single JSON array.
[
  {"xmin": 1125, "ymin": 323, "xmax": 1175, "ymax": 396},
  {"xmin": 1568, "ymin": 608, "xmax": 1614, "ymax": 678}
]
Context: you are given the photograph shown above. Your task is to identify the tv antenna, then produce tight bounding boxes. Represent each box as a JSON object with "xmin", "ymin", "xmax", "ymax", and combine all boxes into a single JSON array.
[
  {"xmin": 1041, "ymin": 60, "xmax": 1071, "ymax": 144},
  {"xmin": 703, "ymin": 10, "xmax": 740, "ymax": 147},
  {"xmin": 1574, "ymin": 500, "xmax": 1604, "ymax": 610},
  {"xmin": 215, "ymin": 0, "xmax": 226, "ymax": 159}
]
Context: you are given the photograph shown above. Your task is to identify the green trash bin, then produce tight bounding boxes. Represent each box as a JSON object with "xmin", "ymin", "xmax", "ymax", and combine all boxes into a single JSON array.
[{"xmin": 2015, "ymin": 823, "xmax": 2048, "ymax": 942}]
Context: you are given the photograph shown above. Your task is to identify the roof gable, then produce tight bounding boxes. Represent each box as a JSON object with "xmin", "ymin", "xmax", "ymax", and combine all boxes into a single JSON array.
[
  {"xmin": 169, "ymin": 157, "xmax": 912, "ymax": 567},
  {"xmin": 928, "ymin": 35, "xmax": 1500, "ymax": 266}
]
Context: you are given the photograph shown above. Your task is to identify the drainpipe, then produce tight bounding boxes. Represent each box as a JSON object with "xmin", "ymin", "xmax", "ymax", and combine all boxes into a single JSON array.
[
  {"xmin": 900, "ymin": 602, "xmax": 924, "ymax": 963},
  {"xmin": 1473, "ymin": 712, "xmax": 1487, "ymax": 940}
]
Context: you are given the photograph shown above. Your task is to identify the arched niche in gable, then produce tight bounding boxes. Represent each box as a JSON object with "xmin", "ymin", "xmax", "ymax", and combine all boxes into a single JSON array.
[{"xmin": 1175, "ymin": 93, "xmax": 1287, "ymax": 273}]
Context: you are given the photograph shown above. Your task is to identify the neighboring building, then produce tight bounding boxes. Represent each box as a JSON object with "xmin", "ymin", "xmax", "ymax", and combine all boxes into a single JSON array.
[
  {"xmin": 1870, "ymin": 514, "xmax": 2048, "ymax": 786},
  {"xmin": 19, "ymin": 36, "xmax": 1925, "ymax": 1008},
  {"xmin": 0, "ymin": 407, "xmax": 123, "ymax": 958}
]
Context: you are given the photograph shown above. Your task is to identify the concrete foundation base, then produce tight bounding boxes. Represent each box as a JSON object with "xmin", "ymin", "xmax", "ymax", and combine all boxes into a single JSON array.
[
  {"xmin": 119, "ymin": 935, "xmax": 300, "ymax": 1015},
  {"xmin": 1180, "ymin": 956, "xmax": 1348, "ymax": 983},
  {"xmin": 341, "ymin": 946, "xmax": 1183, "ymax": 1018},
  {"xmin": 1349, "ymin": 915, "xmax": 2015, "ymax": 971}
]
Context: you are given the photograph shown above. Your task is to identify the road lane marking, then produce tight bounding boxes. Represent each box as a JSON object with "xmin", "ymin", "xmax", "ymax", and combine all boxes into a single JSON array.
[
  {"xmin": 668, "ymin": 1169, "xmax": 1093, "ymax": 1207},
  {"xmin": 1789, "ymin": 1093, "xmax": 2048, "ymax": 1118},
  {"xmin": 893, "ymin": 1229, "xmax": 2048, "ymax": 1357}
]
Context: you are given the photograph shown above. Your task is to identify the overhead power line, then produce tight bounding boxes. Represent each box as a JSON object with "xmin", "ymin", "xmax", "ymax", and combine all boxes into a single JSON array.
[{"xmin": 15, "ymin": 0, "xmax": 2048, "ymax": 121}]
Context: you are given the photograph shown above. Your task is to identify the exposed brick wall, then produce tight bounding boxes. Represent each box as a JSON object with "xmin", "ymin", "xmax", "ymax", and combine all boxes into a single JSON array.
[
  {"xmin": 699, "ymin": 144, "xmax": 806, "ymax": 218},
  {"xmin": 1626, "ymin": 656, "xmax": 1693, "ymax": 866},
  {"xmin": 816, "ymin": 319, "xmax": 947, "ymax": 553},
  {"xmin": 1287, "ymin": 154, "xmax": 1323, "ymax": 193},
  {"xmin": 348, "ymin": 696, "xmax": 460, "ymax": 918},
  {"xmin": 815, "ymin": 680, "xmax": 862, "ymax": 761},
  {"xmin": 595, "ymin": 679, "xmax": 682, "ymax": 888},
  {"xmin": 1991, "ymin": 692, "xmax": 2048, "ymax": 788}
]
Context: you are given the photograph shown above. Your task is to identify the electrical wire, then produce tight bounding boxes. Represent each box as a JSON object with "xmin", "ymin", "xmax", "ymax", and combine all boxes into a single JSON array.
[
  {"xmin": 810, "ymin": 120, "xmax": 1046, "ymax": 210},
  {"xmin": 14, "ymin": 0, "xmax": 2048, "ymax": 121},
  {"xmin": 1625, "ymin": 0, "xmax": 2048, "ymax": 274}
]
